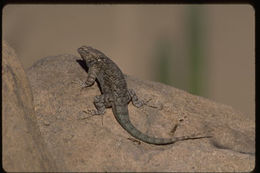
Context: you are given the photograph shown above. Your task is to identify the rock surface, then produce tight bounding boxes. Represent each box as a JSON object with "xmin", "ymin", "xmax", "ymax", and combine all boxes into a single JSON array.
[
  {"xmin": 25, "ymin": 54, "xmax": 255, "ymax": 172},
  {"xmin": 2, "ymin": 41, "xmax": 59, "ymax": 172}
]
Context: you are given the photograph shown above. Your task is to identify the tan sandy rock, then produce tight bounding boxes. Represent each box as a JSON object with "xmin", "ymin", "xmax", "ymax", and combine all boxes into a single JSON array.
[
  {"xmin": 26, "ymin": 54, "xmax": 255, "ymax": 172},
  {"xmin": 2, "ymin": 41, "xmax": 61, "ymax": 172}
]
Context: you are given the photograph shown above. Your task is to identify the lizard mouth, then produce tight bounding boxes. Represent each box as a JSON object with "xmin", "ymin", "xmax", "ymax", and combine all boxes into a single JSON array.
[{"xmin": 77, "ymin": 48, "xmax": 89, "ymax": 60}]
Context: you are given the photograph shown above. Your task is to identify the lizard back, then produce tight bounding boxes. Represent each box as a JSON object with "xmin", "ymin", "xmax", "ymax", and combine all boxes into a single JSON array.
[{"xmin": 78, "ymin": 46, "xmax": 210, "ymax": 145}]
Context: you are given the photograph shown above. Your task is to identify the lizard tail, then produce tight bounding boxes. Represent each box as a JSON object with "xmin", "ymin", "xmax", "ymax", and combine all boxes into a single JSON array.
[{"xmin": 112, "ymin": 105, "xmax": 210, "ymax": 145}]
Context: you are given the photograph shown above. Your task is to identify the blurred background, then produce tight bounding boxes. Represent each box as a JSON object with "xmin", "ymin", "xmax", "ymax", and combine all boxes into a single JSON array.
[{"xmin": 3, "ymin": 5, "xmax": 254, "ymax": 120}]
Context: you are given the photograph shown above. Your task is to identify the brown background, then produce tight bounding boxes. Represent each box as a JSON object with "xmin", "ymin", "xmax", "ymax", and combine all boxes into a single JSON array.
[{"xmin": 2, "ymin": 4, "xmax": 255, "ymax": 120}]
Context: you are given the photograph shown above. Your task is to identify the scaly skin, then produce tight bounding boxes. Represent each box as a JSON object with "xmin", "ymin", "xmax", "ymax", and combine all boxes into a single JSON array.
[{"xmin": 77, "ymin": 46, "xmax": 210, "ymax": 145}]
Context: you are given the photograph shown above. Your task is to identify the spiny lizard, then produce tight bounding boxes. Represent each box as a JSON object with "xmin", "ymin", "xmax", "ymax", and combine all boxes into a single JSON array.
[{"xmin": 77, "ymin": 46, "xmax": 210, "ymax": 145}]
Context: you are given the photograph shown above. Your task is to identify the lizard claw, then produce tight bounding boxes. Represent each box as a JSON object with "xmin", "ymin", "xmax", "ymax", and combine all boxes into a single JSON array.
[
  {"xmin": 143, "ymin": 98, "xmax": 152, "ymax": 105},
  {"xmin": 78, "ymin": 110, "xmax": 98, "ymax": 120},
  {"xmin": 143, "ymin": 98, "xmax": 163, "ymax": 110},
  {"xmin": 72, "ymin": 79, "xmax": 88, "ymax": 89},
  {"xmin": 79, "ymin": 81, "xmax": 88, "ymax": 89},
  {"xmin": 83, "ymin": 109, "xmax": 105, "ymax": 116},
  {"xmin": 80, "ymin": 109, "xmax": 105, "ymax": 127},
  {"xmin": 78, "ymin": 111, "xmax": 93, "ymax": 120},
  {"xmin": 83, "ymin": 109, "xmax": 97, "ymax": 115},
  {"xmin": 132, "ymin": 100, "xmax": 144, "ymax": 108}
]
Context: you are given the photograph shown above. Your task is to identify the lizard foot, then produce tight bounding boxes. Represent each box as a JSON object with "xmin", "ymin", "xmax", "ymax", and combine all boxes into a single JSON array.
[
  {"xmin": 78, "ymin": 109, "xmax": 104, "ymax": 119},
  {"xmin": 143, "ymin": 98, "xmax": 163, "ymax": 110},
  {"xmin": 127, "ymin": 137, "xmax": 141, "ymax": 145},
  {"xmin": 78, "ymin": 110, "xmax": 104, "ymax": 126},
  {"xmin": 83, "ymin": 109, "xmax": 105, "ymax": 116},
  {"xmin": 128, "ymin": 89, "xmax": 145, "ymax": 108},
  {"xmin": 71, "ymin": 79, "xmax": 89, "ymax": 89},
  {"xmin": 74, "ymin": 79, "xmax": 94, "ymax": 89}
]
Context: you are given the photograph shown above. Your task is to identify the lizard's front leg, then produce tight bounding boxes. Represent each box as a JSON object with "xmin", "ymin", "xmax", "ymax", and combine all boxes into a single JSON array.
[
  {"xmin": 81, "ymin": 64, "xmax": 107, "ymax": 116},
  {"xmin": 80, "ymin": 65, "xmax": 99, "ymax": 88}
]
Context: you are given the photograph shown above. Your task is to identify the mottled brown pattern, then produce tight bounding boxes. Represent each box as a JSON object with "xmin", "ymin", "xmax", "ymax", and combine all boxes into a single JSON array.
[{"xmin": 78, "ymin": 46, "xmax": 210, "ymax": 145}]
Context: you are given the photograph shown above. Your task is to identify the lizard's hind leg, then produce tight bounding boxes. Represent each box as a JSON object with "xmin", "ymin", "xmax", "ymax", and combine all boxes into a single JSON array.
[
  {"xmin": 87, "ymin": 94, "xmax": 111, "ymax": 115},
  {"xmin": 128, "ymin": 89, "xmax": 144, "ymax": 108}
]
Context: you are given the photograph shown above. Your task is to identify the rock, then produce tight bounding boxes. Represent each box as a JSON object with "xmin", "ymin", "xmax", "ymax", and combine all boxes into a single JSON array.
[
  {"xmin": 2, "ymin": 41, "xmax": 60, "ymax": 172},
  {"xmin": 26, "ymin": 54, "xmax": 255, "ymax": 172}
]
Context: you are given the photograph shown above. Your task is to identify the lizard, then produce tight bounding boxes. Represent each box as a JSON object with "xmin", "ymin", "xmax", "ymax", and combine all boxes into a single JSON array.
[{"xmin": 77, "ymin": 46, "xmax": 210, "ymax": 145}]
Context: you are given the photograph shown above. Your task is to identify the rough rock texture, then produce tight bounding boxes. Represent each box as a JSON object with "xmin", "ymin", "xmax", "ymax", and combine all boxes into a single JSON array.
[
  {"xmin": 2, "ymin": 41, "xmax": 59, "ymax": 172},
  {"xmin": 26, "ymin": 54, "xmax": 255, "ymax": 172}
]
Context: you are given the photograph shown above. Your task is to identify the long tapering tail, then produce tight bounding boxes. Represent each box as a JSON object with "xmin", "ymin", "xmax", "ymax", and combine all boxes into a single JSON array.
[{"xmin": 112, "ymin": 104, "xmax": 210, "ymax": 145}]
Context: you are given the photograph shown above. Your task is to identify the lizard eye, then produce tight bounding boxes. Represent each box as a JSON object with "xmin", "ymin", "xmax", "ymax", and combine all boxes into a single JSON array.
[{"xmin": 78, "ymin": 47, "xmax": 85, "ymax": 53}]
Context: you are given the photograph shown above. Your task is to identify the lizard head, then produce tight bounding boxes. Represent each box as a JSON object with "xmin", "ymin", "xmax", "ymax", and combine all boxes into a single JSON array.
[{"xmin": 77, "ymin": 46, "xmax": 105, "ymax": 64}]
